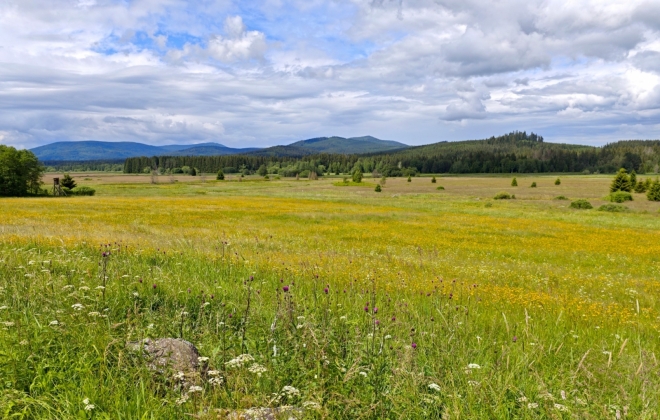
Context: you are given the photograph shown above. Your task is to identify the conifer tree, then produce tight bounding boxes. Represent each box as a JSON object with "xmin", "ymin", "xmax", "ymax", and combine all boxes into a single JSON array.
[
  {"xmin": 630, "ymin": 170, "xmax": 637, "ymax": 188},
  {"xmin": 554, "ymin": 178, "xmax": 561, "ymax": 185},
  {"xmin": 647, "ymin": 179, "xmax": 660, "ymax": 201},
  {"xmin": 511, "ymin": 177, "xmax": 518, "ymax": 186},
  {"xmin": 610, "ymin": 168, "xmax": 631, "ymax": 192}
]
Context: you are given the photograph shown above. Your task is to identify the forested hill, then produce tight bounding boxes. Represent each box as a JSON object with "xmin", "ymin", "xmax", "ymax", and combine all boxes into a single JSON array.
[{"xmin": 123, "ymin": 132, "xmax": 660, "ymax": 176}]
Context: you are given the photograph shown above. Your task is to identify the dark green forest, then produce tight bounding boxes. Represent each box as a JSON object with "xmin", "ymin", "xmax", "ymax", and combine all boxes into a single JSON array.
[{"xmin": 122, "ymin": 132, "xmax": 660, "ymax": 176}]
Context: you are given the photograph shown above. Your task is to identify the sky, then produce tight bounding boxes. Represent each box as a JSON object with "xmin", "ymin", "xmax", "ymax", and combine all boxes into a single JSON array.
[{"xmin": 1, "ymin": 0, "xmax": 660, "ymax": 149}]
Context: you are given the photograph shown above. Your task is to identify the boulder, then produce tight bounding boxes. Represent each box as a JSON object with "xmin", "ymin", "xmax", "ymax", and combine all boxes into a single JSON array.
[{"xmin": 127, "ymin": 338, "xmax": 204, "ymax": 373}]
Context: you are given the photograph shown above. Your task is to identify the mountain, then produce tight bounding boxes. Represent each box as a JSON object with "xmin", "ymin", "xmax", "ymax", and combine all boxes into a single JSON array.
[
  {"xmin": 249, "ymin": 136, "xmax": 408, "ymax": 157},
  {"xmin": 30, "ymin": 141, "xmax": 260, "ymax": 161},
  {"xmin": 30, "ymin": 136, "xmax": 408, "ymax": 161}
]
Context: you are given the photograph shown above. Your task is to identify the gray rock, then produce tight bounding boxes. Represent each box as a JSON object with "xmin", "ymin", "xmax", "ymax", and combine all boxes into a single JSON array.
[
  {"xmin": 218, "ymin": 406, "xmax": 303, "ymax": 420},
  {"xmin": 127, "ymin": 338, "xmax": 204, "ymax": 373}
]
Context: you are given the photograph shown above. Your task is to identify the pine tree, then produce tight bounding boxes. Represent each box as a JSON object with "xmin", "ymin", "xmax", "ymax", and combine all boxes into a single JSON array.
[
  {"xmin": 216, "ymin": 170, "xmax": 224, "ymax": 180},
  {"xmin": 530, "ymin": 182, "xmax": 537, "ymax": 188},
  {"xmin": 647, "ymin": 179, "xmax": 660, "ymax": 201},
  {"xmin": 407, "ymin": 176, "xmax": 411, "ymax": 182},
  {"xmin": 61, "ymin": 173, "xmax": 77, "ymax": 189},
  {"xmin": 511, "ymin": 177, "xmax": 518, "ymax": 186},
  {"xmin": 610, "ymin": 168, "xmax": 631, "ymax": 192},
  {"xmin": 375, "ymin": 184, "xmax": 382, "ymax": 192},
  {"xmin": 630, "ymin": 170, "xmax": 637, "ymax": 188},
  {"xmin": 431, "ymin": 176, "xmax": 436, "ymax": 183},
  {"xmin": 352, "ymin": 169, "xmax": 363, "ymax": 183},
  {"xmin": 554, "ymin": 178, "xmax": 561, "ymax": 185}
]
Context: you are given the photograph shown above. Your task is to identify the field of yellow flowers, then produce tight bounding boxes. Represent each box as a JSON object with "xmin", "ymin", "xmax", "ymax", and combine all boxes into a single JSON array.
[{"xmin": 1, "ymin": 174, "xmax": 659, "ymax": 418}]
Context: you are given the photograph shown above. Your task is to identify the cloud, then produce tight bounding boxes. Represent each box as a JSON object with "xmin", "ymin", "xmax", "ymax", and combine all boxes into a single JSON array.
[{"xmin": 0, "ymin": 0, "xmax": 660, "ymax": 149}]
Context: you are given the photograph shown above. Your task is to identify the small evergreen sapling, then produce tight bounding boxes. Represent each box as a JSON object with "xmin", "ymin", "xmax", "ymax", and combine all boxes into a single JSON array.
[
  {"xmin": 352, "ymin": 169, "xmax": 363, "ymax": 183},
  {"xmin": 407, "ymin": 176, "xmax": 411, "ymax": 182},
  {"xmin": 375, "ymin": 184, "xmax": 382, "ymax": 192},
  {"xmin": 555, "ymin": 178, "xmax": 561, "ymax": 185},
  {"xmin": 610, "ymin": 168, "xmax": 632, "ymax": 192},
  {"xmin": 61, "ymin": 173, "xmax": 77, "ymax": 189},
  {"xmin": 630, "ymin": 170, "xmax": 637, "ymax": 188},
  {"xmin": 431, "ymin": 176, "xmax": 436, "ymax": 183},
  {"xmin": 511, "ymin": 178, "xmax": 518, "ymax": 186},
  {"xmin": 530, "ymin": 182, "xmax": 537, "ymax": 188},
  {"xmin": 216, "ymin": 170, "xmax": 225, "ymax": 180},
  {"xmin": 647, "ymin": 179, "xmax": 660, "ymax": 202}
]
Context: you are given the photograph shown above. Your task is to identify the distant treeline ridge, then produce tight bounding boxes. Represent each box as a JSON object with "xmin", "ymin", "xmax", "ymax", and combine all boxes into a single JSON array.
[{"xmin": 120, "ymin": 131, "xmax": 660, "ymax": 176}]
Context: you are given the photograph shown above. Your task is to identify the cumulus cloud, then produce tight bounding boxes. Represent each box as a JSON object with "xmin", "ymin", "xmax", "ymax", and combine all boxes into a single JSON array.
[{"xmin": 1, "ymin": 0, "xmax": 660, "ymax": 149}]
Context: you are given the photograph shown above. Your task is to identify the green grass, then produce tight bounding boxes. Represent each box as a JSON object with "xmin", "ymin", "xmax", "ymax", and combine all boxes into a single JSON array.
[{"xmin": 1, "ymin": 175, "xmax": 660, "ymax": 418}]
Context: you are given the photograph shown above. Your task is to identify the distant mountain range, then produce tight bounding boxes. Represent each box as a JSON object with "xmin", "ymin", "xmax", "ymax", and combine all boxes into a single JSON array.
[
  {"xmin": 30, "ymin": 141, "xmax": 260, "ymax": 161},
  {"xmin": 30, "ymin": 136, "xmax": 408, "ymax": 161}
]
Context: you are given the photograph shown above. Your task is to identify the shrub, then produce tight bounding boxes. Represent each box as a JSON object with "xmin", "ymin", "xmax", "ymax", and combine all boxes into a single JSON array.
[
  {"xmin": 380, "ymin": 176, "xmax": 386, "ymax": 185},
  {"xmin": 630, "ymin": 170, "xmax": 637, "ymax": 188},
  {"xmin": 530, "ymin": 182, "xmax": 537, "ymax": 188},
  {"xmin": 554, "ymin": 195, "xmax": 569, "ymax": 200},
  {"xmin": 494, "ymin": 192, "xmax": 512, "ymax": 200},
  {"xmin": 431, "ymin": 176, "xmax": 436, "ymax": 183},
  {"xmin": 555, "ymin": 178, "xmax": 561, "ymax": 185},
  {"xmin": 264, "ymin": 175, "xmax": 270, "ymax": 180},
  {"xmin": 257, "ymin": 165, "xmax": 268, "ymax": 176},
  {"xmin": 375, "ymin": 184, "xmax": 382, "ymax": 192},
  {"xmin": 634, "ymin": 179, "xmax": 647, "ymax": 193},
  {"xmin": 352, "ymin": 170, "xmax": 363, "ymax": 183},
  {"xmin": 610, "ymin": 168, "xmax": 632, "ymax": 192},
  {"xmin": 190, "ymin": 168, "xmax": 197, "ymax": 176},
  {"xmin": 647, "ymin": 180, "xmax": 660, "ymax": 201},
  {"xmin": 216, "ymin": 170, "xmax": 225, "ymax": 180},
  {"xmin": 436, "ymin": 186, "xmax": 445, "ymax": 190},
  {"xmin": 407, "ymin": 176, "xmax": 411, "ymax": 182},
  {"xmin": 70, "ymin": 186, "xmax": 96, "ymax": 196},
  {"xmin": 570, "ymin": 199, "xmax": 593, "ymax": 209},
  {"xmin": 598, "ymin": 204, "xmax": 628, "ymax": 212},
  {"xmin": 172, "ymin": 167, "xmax": 184, "ymax": 174},
  {"xmin": 485, "ymin": 202, "xmax": 493, "ymax": 208},
  {"xmin": 511, "ymin": 177, "xmax": 517, "ymax": 186},
  {"xmin": 607, "ymin": 191, "xmax": 633, "ymax": 203},
  {"xmin": 61, "ymin": 173, "xmax": 77, "ymax": 189}
]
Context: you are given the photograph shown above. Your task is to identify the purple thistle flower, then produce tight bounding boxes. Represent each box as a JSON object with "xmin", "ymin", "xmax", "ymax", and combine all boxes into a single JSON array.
[
  {"xmin": 283, "ymin": 286, "xmax": 289, "ymax": 292},
  {"xmin": 373, "ymin": 307, "xmax": 378, "ymax": 314},
  {"xmin": 364, "ymin": 306, "xmax": 369, "ymax": 312},
  {"xmin": 411, "ymin": 342, "xmax": 417, "ymax": 349},
  {"xmin": 324, "ymin": 287, "xmax": 329, "ymax": 294},
  {"xmin": 391, "ymin": 316, "xmax": 396, "ymax": 322},
  {"xmin": 513, "ymin": 336, "xmax": 518, "ymax": 343},
  {"xmin": 375, "ymin": 319, "xmax": 380, "ymax": 325},
  {"xmin": 249, "ymin": 276, "xmax": 254, "ymax": 281},
  {"xmin": 152, "ymin": 284, "xmax": 157, "ymax": 289}
]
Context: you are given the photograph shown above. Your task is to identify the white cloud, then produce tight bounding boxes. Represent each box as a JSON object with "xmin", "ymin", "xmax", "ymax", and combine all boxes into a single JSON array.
[{"xmin": 1, "ymin": 0, "xmax": 660, "ymax": 149}]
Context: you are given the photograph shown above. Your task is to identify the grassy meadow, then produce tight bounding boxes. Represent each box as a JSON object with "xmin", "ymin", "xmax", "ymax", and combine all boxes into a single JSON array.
[{"xmin": 1, "ymin": 173, "xmax": 660, "ymax": 418}]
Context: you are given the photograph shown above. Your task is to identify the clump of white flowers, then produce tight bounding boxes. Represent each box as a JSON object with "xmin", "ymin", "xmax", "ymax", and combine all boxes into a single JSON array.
[{"xmin": 225, "ymin": 354, "xmax": 254, "ymax": 368}]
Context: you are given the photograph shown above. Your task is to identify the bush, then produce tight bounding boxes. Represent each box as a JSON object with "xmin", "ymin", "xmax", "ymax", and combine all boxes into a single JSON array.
[
  {"xmin": 264, "ymin": 175, "xmax": 270, "ymax": 180},
  {"xmin": 431, "ymin": 176, "xmax": 436, "ymax": 183},
  {"xmin": 610, "ymin": 168, "xmax": 632, "ymax": 192},
  {"xmin": 257, "ymin": 165, "xmax": 268, "ymax": 177},
  {"xmin": 375, "ymin": 184, "xmax": 382, "ymax": 192},
  {"xmin": 407, "ymin": 176, "xmax": 411, "ymax": 182},
  {"xmin": 190, "ymin": 168, "xmax": 197, "ymax": 176},
  {"xmin": 172, "ymin": 167, "xmax": 184, "ymax": 174},
  {"xmin": 570, "ymin": 199, "xmax": 593, "ymax": 209},
  {"xmin": 598, "ymin": 204, "xmax": 628, "ymax": 212},
  {"xmin": 352, "ymin": 170, "xmax": 363, "ymax": 183},
  {"xmin": 554, "ymin": 195, "xmax": 569, "ymax": 200},
  {"xmin": 530, "ymin": 182, "xmax": 537, "ymax": 188},
  {"xmin": 216, "ymin": 170, "xmax": 225, "ymax": 180},
  {"xmin": 634, "ymin": 179, "xmax": 647, "ymax": 193},
  {"xmin": 511, "ymin": 177, "xmax": 517, "ymax": 186},
  {"xmin": 70, "ymin": 186, "xmax": 96, "ymax": 196},
  {"xmin": 607, "ymin": 191, "xmax": 633, "ymax": 203},
  {"xmin": 555, "ymin": 178, "xmax": 561, "ymax": 185},
  {"xmin": 436, "ymin": 186, "xmax": 445, "ymax": 190},
  {"xmin": 494, "ymin": 192, "xmax": 512, "ymax": 200},
  {"xmin": 380, "ymin": 176, "xmax": 387, "ymax": 185},
  {"xmin": 647, "ymin": 180, "xmax": 660, "ymax": 201}
]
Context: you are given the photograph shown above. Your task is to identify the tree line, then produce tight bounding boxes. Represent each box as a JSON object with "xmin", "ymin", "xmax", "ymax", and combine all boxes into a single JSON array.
[{"xmin": 123, "ymin": 132, "xmax": 660, "ymax": 176}]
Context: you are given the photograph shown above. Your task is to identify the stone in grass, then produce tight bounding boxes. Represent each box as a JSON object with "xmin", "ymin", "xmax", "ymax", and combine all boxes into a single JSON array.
[
  {"xmin": 219, "ymin": 406, "xmax": 304, "ymax": 420},
  {"xmin": 127, "ymin": 338, "xmax": 205, "ymax": 374}
]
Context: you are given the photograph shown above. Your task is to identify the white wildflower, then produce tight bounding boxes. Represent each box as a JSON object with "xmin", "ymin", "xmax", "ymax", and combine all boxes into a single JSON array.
[
  {"xmin": 281, "ymin": 386, "xmax": 300, "ymax": 397},
  {"xmin": 62, "ymin": 285, "xmax": 74, "ymax": 290},
  {"xmin": 297, "ymin": 316, "xmax": 305, "ymax": 320},
  {"xmin": 19, "ymin": 340, "xmax": 28, "ymax": 346},
  {"xmin": 147, "ymin": 324, "xmax": 154, "ymax": 329},
  {"xmin": 248, "ymin": 363, "xmax": 267, "ymax": 376},
  {"xmin": 302, "ymin": 401, "xmax": 321, "ymax": 409},
  {"xmin": 209, "ymin": 376, "xmax": 223, "ymax": 386},
  {"xmin": 517, "ymin": 396, "xmax": 528, "ymax": 403},
  {"xmin": 359, "ymin": 371, "xmax": 367, "ymax": 377},
  {"xmin": 132, "ymin": 292, "xmax": 139, "ymax": 298},
  {"xmin": 202, "ymin": 302, "xmax": 210, "ymax": 307},
  {"xmin": 575, "ymin": 397, "xmax": 587, "ymax": 406},
  {"xmin": 79, "ymin": 286, "xmax": 90, "ymax": 291},
  {"xmin": 175, "ymin": 394, "xmax": 189, "ymax": 405},
  {"xmin": 173, "ymin": 371, "xmax": 185, "ymax": 381},
  {"xmin": 2, "ymin": 321, "xmax": 15, "ymax": 327},
  {"xmin": 71, "ymin": 303, "xmax": 84, "ymax": 311},
  {"xmin": 208, "ymin": 370, "xmax": 220, "ymax": 376},
  {"xmin": 0, "ymin": 306, "xmax": 7, "ymax": 310},
  {"xmin": 49, "ymin": 320, "xmax": 59, "ymax": 326},
  {"xmin": 83, "ymin": 398, "xmax": 95, "ymax": 411},
  {"xmin": 225, "ymin": 354, "xmax": 254, "ymax": 368},
  {"xmin": 96, "ymin": 286, "xmax": 105, "ymax": 290},
  {"xmin": 188, "ymin": 385, "xmax": 203, "ymax": 393},
  {"xmin": 273, "ymin": 344, "xmax": 278, "ymax": 357},
  {"xmin": 197, "ymin": 357, "xmax": 209, "ymax": 363},
  {"xmin": 527, "ymin": 403, "xmax": 538, "ymax": 409},
  {"xmin": 340, "ymin": 316, "xmax": 347, "ymax": 320},
  {"xmin": 428, "ymin": 383, "xmax": 441, "ymax": 392},
  {"xmin": 296, "ymin": 324, "xmax": 304, "ymax": 329},
  {"xmin": 384, "ymin": 335, "xmax": 392, "ymax": 339},
  {"xmin": 539, "ymin": 392, "xmax": 554, "ymax": 401},
  {"xmin": 560, "ymin": 390, "xmax": 566, "ymax": 400},
  {"xmin": 87, "ymin": 312, "xmax": 100, "ymax": 317},
  {"xmin": 467, "ymin": 381, "xmax": 480, "ymax": 386},
  {"xmin": 121, "ymin": 275, "xmax": 129, "ymax": 278},
  {"xmin": 554, "ymin": 403, "xmax": 569, "ymax": 412},
  {"xmin": 467, "ymin": 363, "xmax": 481, "ymax": 369}
]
